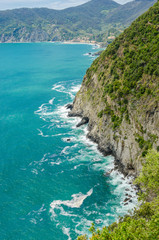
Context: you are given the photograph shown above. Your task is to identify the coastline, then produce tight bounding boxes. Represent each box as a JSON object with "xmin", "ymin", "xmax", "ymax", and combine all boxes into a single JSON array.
[
  {"xmin": 67, "ymin": 105, "xmax": 134, "ymax": 178},
  {"xmin": 0, "ymin": 40, "xmax": 102, "ymax": 48},
  {"xmin": 66, "ymin": 104, "xmax": 139, "ymax": 210}
]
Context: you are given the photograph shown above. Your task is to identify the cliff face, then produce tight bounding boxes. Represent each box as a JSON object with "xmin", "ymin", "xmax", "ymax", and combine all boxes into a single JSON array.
[{"xmin": 69, "ymin": 2, "xmax": 159, "ymax": 176}]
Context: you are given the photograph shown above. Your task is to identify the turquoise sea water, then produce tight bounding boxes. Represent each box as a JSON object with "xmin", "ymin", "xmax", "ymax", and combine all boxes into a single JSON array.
[{"xmin": 0, "ymin": 43, "xmax": 137, "ymax": 240}]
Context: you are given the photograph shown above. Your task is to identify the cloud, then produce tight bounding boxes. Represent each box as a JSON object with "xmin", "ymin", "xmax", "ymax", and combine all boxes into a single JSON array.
[
  {"xmin": 114, "ymin": 0, "xmax": 133, "ymax": 4},
  {"xmin": 0, "ymin": 0, "xmax": 90, "ymax": 10},
  {"xmin": 0, "ymin": 0, "xmax": 133, "ymax": 10},
  {"xmin": 47, "ymin": 0, "xmax": 90, "ymax": 9}
]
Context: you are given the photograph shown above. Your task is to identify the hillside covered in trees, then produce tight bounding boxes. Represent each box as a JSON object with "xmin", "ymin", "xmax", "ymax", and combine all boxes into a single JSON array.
[
  {"xmin": 0, "ymin": 0, "xmax": 156, "ymax": 43},
  {"xmin": 67, "ymin": 1, "xmax": 159, "ymax": 238}
]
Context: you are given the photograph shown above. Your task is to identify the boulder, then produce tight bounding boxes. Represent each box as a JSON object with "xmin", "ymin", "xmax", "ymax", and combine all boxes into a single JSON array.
[{"xmin": 76, "ymin": 117, "xmax": 89, "ymax": 127}]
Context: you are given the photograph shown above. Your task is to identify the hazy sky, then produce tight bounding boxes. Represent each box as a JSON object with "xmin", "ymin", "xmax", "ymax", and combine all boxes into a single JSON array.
[{"xmin": 0, "ymin": 0, "xmax": 133, "ymax": 11}]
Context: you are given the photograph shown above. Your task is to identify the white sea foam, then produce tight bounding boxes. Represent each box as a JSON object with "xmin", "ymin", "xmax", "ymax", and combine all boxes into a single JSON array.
[
  {"xmin": 75, "ymin": 218, "xmax": 93, "ymax": 237},
  {"xmin": 37, "ymin": 129, "xmax": 49, "ymax": 138},
  {"xmin": 61, "ymin": 144, "xmax": 78, "ymax": 155},
  {"xmin": 50, "ymin": 188, "xmax": 93, "ymax": 218},
  {"xmin": 34, "ymin": 103, "xmax": 46, "ymax": 114},
  {"xmin": 73, "ymin": 164, "xmax": 84, "ymax": 170},
  {"xmin": 52, "ymin": 84, "xmax": 65, "ymax": 92},
  {"xmin": 83, "ymin": 53, "xmax": 89, "ymax": 56},
  {"xmin": 28, "ymin": 204, "xmax": 46, "ymax": 224},
  {"xmin": 49, "ymin": 97, "xmax": 55, "ymax": 105},
  {"xmin": 52, "ymin": 83, "xmax": 74, "ymax": 99},
  {"xmin": 29, "ymin": 153, "xmax": 64, "ymax": 174},
  {"xmin": 30, "ymin": 218, "xmax": 37, "ymax": 224},
  {"xmin": 70, "ymin": 85, "xmax": 81, "ymax": 93},
  {"xmin": 62, "ymin": 227, "xmax": 71, "ymax": 240},
  {"xmin": 31, "ymin": 169, "xmax": 38, "ymax": 175},
  {"xmin": 61, "ymin": 146, "xmax": 70, "ymax": 155},
  {"xmin": 50, "ymin": 159, "xmax": 62, "ymax": 166}
]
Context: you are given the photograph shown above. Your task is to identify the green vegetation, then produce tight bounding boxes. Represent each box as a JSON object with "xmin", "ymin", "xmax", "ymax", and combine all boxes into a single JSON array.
[
  {"xmin": 77, "ymin": 150, "xmax": 159, "ymax": 240},
  {"xmin": 87, "ymin": 1, "xmax": 159, "ymax": 130},
  {"xmin": 135, "ymin": 134, "xmax": 153, "ymax": 156},
  {"xmin": 0, "ymin": 0, "xmax": 156, "ymax": 43},
  {"xmin": 78, "ymin": 2, "xmax": 159, "ymax": 239}
]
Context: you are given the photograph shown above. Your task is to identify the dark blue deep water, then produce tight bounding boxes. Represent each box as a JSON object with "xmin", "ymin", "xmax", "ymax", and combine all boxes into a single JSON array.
[{"xmin": 0, "ymin": 43, "xmax": 137, "ymax": 240}]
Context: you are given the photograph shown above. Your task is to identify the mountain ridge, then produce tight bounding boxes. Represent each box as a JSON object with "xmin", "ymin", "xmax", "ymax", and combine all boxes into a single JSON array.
[{"xmin": 0, "ymin": 0, "xmax": 156, "ymax": 43}]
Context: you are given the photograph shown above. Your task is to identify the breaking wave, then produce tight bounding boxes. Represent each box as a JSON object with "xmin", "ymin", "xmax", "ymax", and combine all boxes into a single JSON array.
[{"xmin": 50, "ymin": 188, "xmax": 93, "ymax": 218}]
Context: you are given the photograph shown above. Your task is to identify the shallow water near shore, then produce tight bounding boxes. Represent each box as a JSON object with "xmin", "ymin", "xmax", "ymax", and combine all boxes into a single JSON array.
[{"xmin": 0, "ymin": 42, "xmax": 137, "ymax": 240}]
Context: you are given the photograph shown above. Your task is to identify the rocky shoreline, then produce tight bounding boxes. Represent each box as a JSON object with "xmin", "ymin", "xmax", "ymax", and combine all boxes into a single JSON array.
[
  {"xmin": 66, "ymin": 103, "xmax": 140, "ymax": 206},
  {"xmin": 66, "ymin": 102, "xmax": 137, "ymax": 178}
]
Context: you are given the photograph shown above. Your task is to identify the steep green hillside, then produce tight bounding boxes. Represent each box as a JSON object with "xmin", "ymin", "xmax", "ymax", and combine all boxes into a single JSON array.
[
  {"xmin": 86, "ymin": 0, "xmax": 159, "ymax": 137},
  {"xmin": 71, "ymin": 2, "xmax": 159, "ymax": 239},
  {"xmin": 88, "ymin": 0, "xmax": 159, "ymax": 129},
  {"xmin": 69, "ymin": 1, "xmax": 159, "ymax": 171},
  {"xmin": 0, "ymin": 0, "xmax": 156, "ymax": 43},
  {"xmin": 106, "ymin": 0, "xmax": 157, "ymax": 24}
]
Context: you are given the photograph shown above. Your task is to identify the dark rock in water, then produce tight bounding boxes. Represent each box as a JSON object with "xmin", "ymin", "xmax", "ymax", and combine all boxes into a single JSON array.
[
  {"xmin": 66, "ymin": 104, "xmax": 73, "ymax": 110},
  {"xmin": 95, "ymin": 219, "xmax": 102, "ymax": 224},
  {"xmin": 67, "ymin": 138, "xmax": 71, "ymax": 142},
  {"xmin": 128, "ymin": 194, "xmax": 132, "ymax": 198},
  {"xmin": 76, "ymin": 117, "xmax": 89, "ymax": 127},
  {"xmin": 125, "ymin": 188, "xmax": 129, "ymax": 191},
  {"xmin": 92, "ymin": 50, "xmax": 104, "ymax": 56},
  {"xmin": 104, "ymin": 169, "xmax": 113, "ymax": 176},
  {"xmin": 124, "ymin": 197, "xmax": 130, "ymax": 202},
  {"xmin": 129, "ymin": 199, "xmax": 133, "ymax": 203},
  {"xmin": 124, "ymin": 202, "xmax": 128, "ymax": 206}
]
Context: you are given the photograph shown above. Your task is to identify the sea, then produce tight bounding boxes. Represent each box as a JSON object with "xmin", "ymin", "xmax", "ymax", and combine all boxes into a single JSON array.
[{"xmin": 0, "ymin": 42, "xmax": 138, "ymax": 240}]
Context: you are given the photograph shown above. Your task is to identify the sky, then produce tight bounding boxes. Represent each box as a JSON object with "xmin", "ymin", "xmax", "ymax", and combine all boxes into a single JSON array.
[{"xmin": 0, "ymin": 0, "xmax": 133, "ymax": 11}]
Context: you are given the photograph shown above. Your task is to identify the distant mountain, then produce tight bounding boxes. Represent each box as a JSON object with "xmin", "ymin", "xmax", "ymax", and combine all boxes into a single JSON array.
[
  {"xmin": 0, "ymin": 0, "xmax": 157, "ymax": 43},
  {"xmin": 0, "ymin": 0, "xmax": 119, "ymax": 43},
  {"xmin": 105, "ymin": 0, "xmax": 157, "ymax": 24}
]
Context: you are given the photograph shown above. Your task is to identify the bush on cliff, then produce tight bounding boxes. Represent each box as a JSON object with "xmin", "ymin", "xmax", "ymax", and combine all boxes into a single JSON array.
[
  {"xmin": 86, "ymin": 1, "xmax": 159, "ymax": 131},
  {"xmin": 77, "ymin": 150, "xmax": 159, "ymax": 240}
]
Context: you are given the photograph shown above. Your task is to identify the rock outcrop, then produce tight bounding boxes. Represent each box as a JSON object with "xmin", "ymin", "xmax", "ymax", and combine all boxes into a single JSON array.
[{"xmin": 76, "ymin": 117, "xmax": 89, "ymax": 127}]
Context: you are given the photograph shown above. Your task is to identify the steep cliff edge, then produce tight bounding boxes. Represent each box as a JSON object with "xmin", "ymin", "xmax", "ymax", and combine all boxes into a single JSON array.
[{"xmin": 69, "ymin": 1, "xmax": 159, "ymax": 176}]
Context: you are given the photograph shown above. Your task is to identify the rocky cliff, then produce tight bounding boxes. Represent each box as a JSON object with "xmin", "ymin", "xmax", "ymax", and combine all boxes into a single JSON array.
[{"xmin": 69, "ymin": 1, "xmax": 159, "ymax": 176}]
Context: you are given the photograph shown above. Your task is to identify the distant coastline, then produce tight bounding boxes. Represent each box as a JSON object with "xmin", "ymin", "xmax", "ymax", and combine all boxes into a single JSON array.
[{"xmin": 0, "ymin": 40, "xmax": 103, "ymax": 48}]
